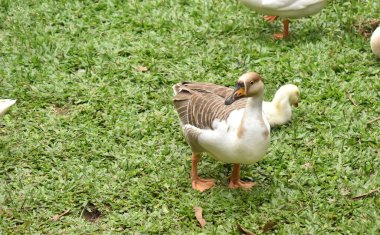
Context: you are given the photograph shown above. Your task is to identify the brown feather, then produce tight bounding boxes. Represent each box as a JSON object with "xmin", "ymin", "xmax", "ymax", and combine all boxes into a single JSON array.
[{"xmin": 173, "ymin": 82, "xmax": 246, "ymax": 130}]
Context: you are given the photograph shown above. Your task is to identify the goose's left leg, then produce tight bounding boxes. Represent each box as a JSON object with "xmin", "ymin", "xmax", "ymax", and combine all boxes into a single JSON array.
[{"xmin": 228, "ymin": 164, "xmax": 256, "ymax": 189}]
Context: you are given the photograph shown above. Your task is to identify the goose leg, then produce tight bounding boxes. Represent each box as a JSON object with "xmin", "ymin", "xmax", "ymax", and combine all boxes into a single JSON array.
[
  {"xmin": 273, "ymin": 19, "xmax": 290, "ymax": 39},
  {"xmin": 191, "ymin": 153, "xmax": 215, "ymax": 192},
  {"xmin": 264, "ymin": 16, "xmax": 290, "ymax": 39},
  {"xmin": 228, "ymin": 164, "xmax": 256, "ymax": 189}
]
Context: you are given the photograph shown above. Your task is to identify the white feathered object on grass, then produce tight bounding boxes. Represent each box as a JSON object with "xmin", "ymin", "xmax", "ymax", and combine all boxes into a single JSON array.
[
  {"xmin": 239, "ymin": 0, "xmax": 327, "ymax": 39},
  {"xmin": 263, "ymin": 84, "xmax": 300, "ymax": 127},
  {"xmin": 370, "ymin": 26, "xmax": 380, "ymax": 58},
  {"xmin": 0, "ymin": 99, "xmax": 16, "ymax": 116}
]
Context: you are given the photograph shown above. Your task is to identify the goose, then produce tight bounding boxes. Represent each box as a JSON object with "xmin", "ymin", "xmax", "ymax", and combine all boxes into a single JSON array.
[
  {"xmin": 263, "ymin": 84, "xmax": 300, "ymax": 126},
  {"xmin": 371, "ymin": 26, "xmax": 380, "ymax": 58},
  {"xmin": 173, "ymin": 72, "xmax": 270, "ymax": 192},
  {"xmin": 239, "ymin": 0, "xmax": 327, "ymax": 39},
  {"xmin": 0, "ymin": 99, "xmax": 16, "ymax": 116}
]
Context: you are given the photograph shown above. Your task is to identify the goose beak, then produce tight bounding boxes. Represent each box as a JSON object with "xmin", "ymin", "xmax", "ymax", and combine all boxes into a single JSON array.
[{"xmin": 225, "ymin": 83, "xmax": 245, "ymax": 105}]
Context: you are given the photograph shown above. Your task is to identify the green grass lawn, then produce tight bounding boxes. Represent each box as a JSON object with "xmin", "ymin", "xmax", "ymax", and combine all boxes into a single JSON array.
[{"xmin": 1, "ymin": 0, "xmax": 379, "ymax": 233}]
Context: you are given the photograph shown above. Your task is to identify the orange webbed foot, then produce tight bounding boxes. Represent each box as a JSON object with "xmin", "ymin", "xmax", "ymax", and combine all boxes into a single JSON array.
[
  {"xmin": 228, "ymin": 164, "xmax": 256, "ymax": 190},
  {"xmin": 228, "ymin": 180, "xmax": 257, "ymax": 190},
  {"xmin": 192, "ymin": 178, "xmax": 215, "ymax": 192},
  {"xmin": 273, "ymin": 33, "xmax": 286, "ymax": 40},
  {"xmin": 264, "ymin": 15, "xmax": 278, "ymax": 23}
]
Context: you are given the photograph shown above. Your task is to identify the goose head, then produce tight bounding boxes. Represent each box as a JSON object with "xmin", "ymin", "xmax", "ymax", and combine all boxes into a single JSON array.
[
  {"xmin": 273, "ymin": 84, "xmax": 300, "ymax": 107},
  {"xmin": 225, "ymin": 72, "xmax": 264, "ymax": 105}
]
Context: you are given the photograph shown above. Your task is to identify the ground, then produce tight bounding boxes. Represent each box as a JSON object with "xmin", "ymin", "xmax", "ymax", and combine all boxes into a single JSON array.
[{"xmin": 0, "ymin": 0, "xmax": 379, "ymax": 234}]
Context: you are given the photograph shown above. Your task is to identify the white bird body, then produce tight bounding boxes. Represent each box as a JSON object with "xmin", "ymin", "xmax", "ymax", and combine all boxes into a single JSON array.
[
  {"xmin": 239, "ymin": 0, "xmax": 327, "ymax": 38},
  {"xmin": 263, "ymin": 84, "xmax": 300, "ymax": 127},
  {"xmin": 0, "ymin": 99, "xmax": 16, "ymax": 116},
  {"xmin": 239, "ymin": 0, "xmax": 327, "ymax": 18},
  {"xmin": 370, "ymin": 26, "xmax": 380, "ymax": 58},
  {"xmin": 195, "ymin": 99, "xmax": 270, "ymax": 164}
]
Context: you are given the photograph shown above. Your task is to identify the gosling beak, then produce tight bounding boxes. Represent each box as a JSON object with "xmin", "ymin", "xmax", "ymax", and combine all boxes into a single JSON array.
[{"xmin": 225, "ymin": 82, "xmax": 246, "ymax": 105}]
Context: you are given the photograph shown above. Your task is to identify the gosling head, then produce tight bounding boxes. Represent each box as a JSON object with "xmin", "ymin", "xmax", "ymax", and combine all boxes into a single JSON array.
[
  {"xmin": 274, "ymin": 84, "xmax": 300, "ymax": 107},
  {"xmin": 225, "ymin": 72, "xmax": 264, "ymax": 105}
]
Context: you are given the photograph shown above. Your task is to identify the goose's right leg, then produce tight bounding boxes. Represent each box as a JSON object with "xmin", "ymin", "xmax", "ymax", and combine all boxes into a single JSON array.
[
  {"xmin": 263, "ymin": 16, "xmax": 290, "ymax": 39},
  {"xmin": 191, "ymin": 153, "xmax": 215, "ymax": 192}
]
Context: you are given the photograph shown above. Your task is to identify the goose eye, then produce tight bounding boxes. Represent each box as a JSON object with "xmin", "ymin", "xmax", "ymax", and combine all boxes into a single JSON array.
[{"xmin": 250, "ymin": 80, "xmax": 254, "ymax": 85}]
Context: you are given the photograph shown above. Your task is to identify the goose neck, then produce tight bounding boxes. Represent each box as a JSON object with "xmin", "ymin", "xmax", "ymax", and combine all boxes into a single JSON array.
[{"xmin": 246, "ymin": 96, "xmax": 263, "ymax": 113}]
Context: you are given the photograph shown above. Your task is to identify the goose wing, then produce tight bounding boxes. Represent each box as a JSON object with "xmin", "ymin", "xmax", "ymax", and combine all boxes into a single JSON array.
[
  {"xmin": 173, "ymin": 82, "xmax": 233, "ymax": 98},
  {"xmin": 173, "ymin": 82, "xmax": 245, "ymax": 130}
]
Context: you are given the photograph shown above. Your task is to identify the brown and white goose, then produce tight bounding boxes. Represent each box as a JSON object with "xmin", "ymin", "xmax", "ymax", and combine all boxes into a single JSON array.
[{"xmin": 173, "ymin": 72, "xmax": 270, "ymax": 192}]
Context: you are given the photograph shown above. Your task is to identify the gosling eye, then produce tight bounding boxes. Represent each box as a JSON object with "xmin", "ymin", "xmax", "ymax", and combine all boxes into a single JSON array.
[{"xmin": 250, "ymin": 80, "xmax": 254, "ymax": 85}]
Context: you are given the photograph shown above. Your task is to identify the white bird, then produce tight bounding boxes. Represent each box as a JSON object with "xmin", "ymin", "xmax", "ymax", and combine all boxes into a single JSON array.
[
  {"xmin": 0, "ymin": 99, "xmax": 16, "ymax": 116},
  {"xmin": 263, "ymin": 84, "xmax": 300, "ymax": 127},
  {"xmin": 370, "ymin": 26, "xmax": 380, "ymax": 58},
  {"xmin": 239, "ymin": 0, "xmax": 327, "ymax": 39},
  {"xmin": 173, "ymin": 72, "xmax": 270, "ymax": 192}
]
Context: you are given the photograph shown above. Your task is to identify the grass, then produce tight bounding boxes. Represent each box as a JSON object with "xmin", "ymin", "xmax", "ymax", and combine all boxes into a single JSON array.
[{"xmin": 0, "ymin": 0, "xmax": 379, "ymax": 233}]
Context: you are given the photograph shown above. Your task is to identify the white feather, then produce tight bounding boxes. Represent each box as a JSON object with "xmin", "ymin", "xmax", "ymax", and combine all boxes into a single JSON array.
[
  {"xmin": 198, "ymin": 103, "xmax": 270, "ymax": 165},
  {"xmin": 0, "ymin": 99, "xmax": 16, "ymax": 116},
  {"xmin": 370, "ymin": 26, "xmax": 380, "ymax": 58},
  {"xmin": 263, "ymin": 84, "xmax": 300, "ymax": 127},
  {"xmin": 239, "ymin": 0, "xmax": 327, "ymax": 18}
]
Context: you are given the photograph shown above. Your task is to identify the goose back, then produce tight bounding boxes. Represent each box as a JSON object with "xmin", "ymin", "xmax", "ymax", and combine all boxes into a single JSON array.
[{"xmin": 173, "ymin": 82, "xmax": 246, "ymax": 130}]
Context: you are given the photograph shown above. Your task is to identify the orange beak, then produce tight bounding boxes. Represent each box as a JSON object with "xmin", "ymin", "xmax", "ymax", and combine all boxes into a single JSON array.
[{"xmin": 225, "ymin": 83, "xmax": 246, "ymax": 105}]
